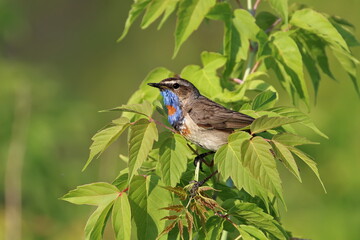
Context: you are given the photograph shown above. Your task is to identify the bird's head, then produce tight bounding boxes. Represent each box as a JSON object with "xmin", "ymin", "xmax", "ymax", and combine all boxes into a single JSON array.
[{"xmin": 148, "ymin": 77, "xmax": 200, "ymax": 104}]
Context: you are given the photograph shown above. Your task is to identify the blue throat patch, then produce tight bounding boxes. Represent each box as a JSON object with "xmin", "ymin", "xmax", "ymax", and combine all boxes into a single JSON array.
[{"xmin": 160, "ymin": 90, "xmax": 183, "ymax": 127}]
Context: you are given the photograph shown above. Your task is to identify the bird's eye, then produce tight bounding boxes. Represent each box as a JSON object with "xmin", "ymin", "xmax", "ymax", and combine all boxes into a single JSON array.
[{"xmin": 173, "ymin": 83, "xmax": 180, "ymax": 89}]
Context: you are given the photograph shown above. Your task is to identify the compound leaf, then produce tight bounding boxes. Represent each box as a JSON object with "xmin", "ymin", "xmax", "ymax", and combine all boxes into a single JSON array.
[
  {"xmin": 242, "ymin": 137, "xmax": 284, "ymax": 205},
  {"xmin": 250, "ymin": 115, "xmax": 298, "ymax": 134},
  {"xmin": 118, "ymin": 0, "xmax": 151, "ymax": 41},
  {"xmin": 129, "ymin": 175, "xmax": 171, "ymax": 240},
  {"xmin": 112, "ymin": 193, "xmax": 132, "ymax": 240},
  {"xmin": 83, "ymin": 117, "xmax": 130, "ymax": 171},
  {"xmin": 174, "ymin": 0, "xmax": 216, "ymax": 57},
  {"xmin": 159, "ymin": 134, "xmax": 191, "ymax": 186},
  {"xmin": 128, "ymin": 119, "xmax": 158, "ymax": 182},
  {"xmin": 85, "ymin": 202, "xmax": 114, "ymax": 240},
  {"xmin": 61, "ymin": 182, "xmax": 119, "ymax": 206}
]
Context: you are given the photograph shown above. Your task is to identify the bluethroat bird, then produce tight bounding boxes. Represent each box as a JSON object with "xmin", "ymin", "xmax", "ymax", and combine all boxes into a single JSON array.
[{"xmin": 148, "ymin": 77, "xmax": 254, "ymax": 169}]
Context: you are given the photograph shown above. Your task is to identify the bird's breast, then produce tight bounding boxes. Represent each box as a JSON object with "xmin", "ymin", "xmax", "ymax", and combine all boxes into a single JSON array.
[{"xmin": 179, "ymin": 114, "xmax": 230, "ymax": 151}]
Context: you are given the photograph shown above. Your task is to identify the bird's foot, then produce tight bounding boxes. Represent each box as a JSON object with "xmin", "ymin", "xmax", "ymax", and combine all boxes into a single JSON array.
[
  {"xmin": 193, "ymin": 151, "xmax": 215, "ymax": 171},
  {"xmin": 189, "ymin": 170, "xmax": 218, "ymax": 197}
]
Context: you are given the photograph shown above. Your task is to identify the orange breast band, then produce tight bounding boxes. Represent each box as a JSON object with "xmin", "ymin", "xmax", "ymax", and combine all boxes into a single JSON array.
[{"xmin": 166, "ymin": 105, "xmax": 177, "ymax": 116}]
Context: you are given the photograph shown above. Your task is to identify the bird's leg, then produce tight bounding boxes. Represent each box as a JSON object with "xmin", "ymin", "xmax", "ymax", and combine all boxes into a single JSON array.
[
  {"xmin": 190, "ymin": 170, "xmax": 218, "ymax": 197},
  {"xmin": 193, "ymin": 151, "xmax": 215, "ymax": 171}
]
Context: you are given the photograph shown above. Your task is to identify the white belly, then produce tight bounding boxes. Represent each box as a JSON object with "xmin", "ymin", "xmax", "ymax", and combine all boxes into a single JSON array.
[{"xmin": 179, "ymin": 114, "xmax": 229, "ymax": 151}]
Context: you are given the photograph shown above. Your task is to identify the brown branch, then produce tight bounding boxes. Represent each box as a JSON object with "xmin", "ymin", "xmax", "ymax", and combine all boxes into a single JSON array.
[{"xmin": 253, "ymin": 0, "xmax": 262, "ymax": 11}]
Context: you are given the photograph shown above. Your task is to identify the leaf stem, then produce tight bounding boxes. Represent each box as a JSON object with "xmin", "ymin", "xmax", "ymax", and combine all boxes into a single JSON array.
[{"xmin": 150, "ymin": 118, "xmax": 177, "ymax": 133}]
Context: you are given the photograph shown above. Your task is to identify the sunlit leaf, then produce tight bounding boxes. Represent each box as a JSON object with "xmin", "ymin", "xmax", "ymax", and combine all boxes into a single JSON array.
[
  {"xmin": 270, "ymin": 106, "xmax": 328, "ymax": 138},
  {"xmin": 250, "ymin": 115, "xmax": 298, "ymax": 134},
  {"xmin": 223, "ymin": 199, "xmax": 287, "ymax": 240},
  {"xmin": 214, "ymin": 132, "xmax": 269, "ymax": 204},
  {"xmin": 174, "ymin": 0, "xmax": 216, "ymax": 57},
  {"xmin": 85, "ymin": 202, "xmax": 114, "ymax": 240},
  {"xmin": 103, "ymin": 101, "xmax": 153, "ymax": 117},
  {"xmin": 141, "ymin": 0, "xmax": 175, "ymax": 29},
  {"xmin": 331, "ymin": 46, "xmax": 359, "ymax": 95},
  {"xmin": 61, "ymin": 182, "xmax": 119, "ymax": 206},
  {"xmin": 252, "ymin": 90, "xmax": 277, "ymax": 111},
  {"xmin": 83, "ymin": 117, "xmax": 130, "ymax": 171},
  {"xmin": 238, "ymin": 224, "xmax": 269, "ymax": 240},
  {"xmin": 271, "ymin": 31, "xmax": 309, "ymax": 107},
  {"xmin": 158, "ymin": 0, "xmax": 179, "ymax": 29},
  {"xmin": 128, "ymin": 119, "xmax": 158, "ymax": 182},
  {"xmin": 271, "ymin": 140, "xmax": 301, "ymax": 182},
  {"xmin": 242, "ymin": 137, "xmax": 284, "ymax": 205},
  {"xmin": 290, "ymin": 8, "xmax": 349, "ymax": 51},
  {"xmin": 181, "ymin": 51, "xmax": 226, "ymax": 98},
  {"xmin": 112, "ymin": 193, "xmax": 132, "ymax": 240},
  {"xmin": 129, "ymin": 175, "xmax": 171, "ymax": 240},
  {"xmin": 272, "ymin": 132, "xmax": 318, "ymax": 146},
  {"xmin": 118, "ymin": 0, "xmax": 151, "ymax": 41},
  {"xmin": 289, "ymin": 147, "xmax": 326, "ymax": 192},
  {"xmin": 203, "ymin": 216, "xmax": 224, "ymax": 240},
  {"xmin": 268, "ymin": 0, "xmax": 288, "ymax": 25},
  {"xmin": 160, "ymin": 134, "xmax": 192, "ymax": 186}
]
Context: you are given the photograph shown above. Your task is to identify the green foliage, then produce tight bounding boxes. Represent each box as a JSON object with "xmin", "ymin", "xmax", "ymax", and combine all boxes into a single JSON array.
[{"xmin": 63, "ymin": 0, "xmax": 359, "ymax": 239}]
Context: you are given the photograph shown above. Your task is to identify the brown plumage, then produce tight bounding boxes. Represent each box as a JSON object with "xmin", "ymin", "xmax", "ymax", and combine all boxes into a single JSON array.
[{"xmin": 148, "ymin": 77, "xmax": 254, "ymax": 151}]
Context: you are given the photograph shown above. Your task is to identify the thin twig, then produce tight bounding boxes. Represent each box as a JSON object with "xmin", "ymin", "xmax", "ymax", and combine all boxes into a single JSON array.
[
  {"xmin": 150, "ymin": 118, "xmax": 177, "ymax": 133},
  {"xmin": 253, "ymin": 0, "xmax": 261, "ymax": 11},
  {"xmin": 266, "ymin": 18, "xmax": 282, "ymax": 33},
  {"xmin": 250, "ymin": 60, "xmax": 262, "ymax": 74}
]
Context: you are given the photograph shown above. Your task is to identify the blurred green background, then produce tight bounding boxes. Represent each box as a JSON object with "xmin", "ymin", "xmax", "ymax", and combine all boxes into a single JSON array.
[{"xmin": 0, "ymin": 0, "xmax": 359, "ymax": 239}]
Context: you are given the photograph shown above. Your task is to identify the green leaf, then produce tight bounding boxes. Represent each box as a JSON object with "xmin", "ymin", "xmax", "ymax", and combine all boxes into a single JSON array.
[
  {"xmin": 129, "ymin": 175, "xmax": 171, "ymax": 240},
  {"xmin": 271, "ymin": 31, "xmax": 309, "ymax": 107},
  {"xmin": 118, "ymin": 0, "xmax": 151, "ymax": 41},
  {"xmin": 223, "ymin": 199, "xmax": 287, "ymax": 240},
  {"xmin": 296, "ymin": 31, "xmax": 334, "ymax": 79},
  {"xmin": 252, "ymin": 90, "xmax": 277, "ymax": 111},
  {"xmin": 158, "ymin": 0, "xmax": 179, "ymax": 29},
  {"xmin": 330, "ymin": 16, "xmax": 360, "ymax": 47},
  {"xmin": 214, "ymin": 132, "xmax": 269, "ymax": 203},
  {"xmin": 174, "ymin": 0, "xmax": 216, "ymax": 57},
  {"xmin": 242, "ymin": 137, "xmax": 284, "ymax": 205},
  {"xmin": 112, "ymin": 193, "xmax": 132, "ymax": 240},
  {"xmin": 268, "ymin": 0, "xmax": 288, "ymax": 25},
  {"xmin": 331, "ymin": 46, "xmax": 359, "ymax": 95},
  {"xmin": 83, "ymin": 117, "xmax": 130, "ymax": 171},
  {"xmin": 256, "ymin": 11, "xmax": 278, "ymax": 31},
  {"xmin": 141, "ymin": 0, "xmax": 175, "ymax": 29},
  {"xmin": 128, "ymin": 119, "xmax": 158, "ymax": 182},
  {"xmin": 181, "ymin": 51, "xmax": 226, "ymax": 98},
  {"xmin": 250, "ymin": 115, "xmax": 299, "ymax": 134},
  {"xmin": 270, "ymin": 106, "xmax": 328, "ymax": 138},
  {"xmin": 61, "ymin": 182, "xmax": 120, "ymax": 206},
  {"xmin": 290, "ymin": 9, "xmax": 349, "ymax": 51},
  {"xmin": 271, "ymin": 140, "xmax": 301, "ymax": 182},
  {"xmin": 223, "ymin": 9, "xmax": 261, "ymax": 77},
  {"xmin": 85, "ymin": 202, "xmax": 114, "ymax": 240},
  {"xmin": 238, "ymin": 225, "xmax": 269, "ymax": 240},
  {"xmin": 272, "ymin": 132, "xmax": 318, "ymax": 146},
  {"xmin": 202, "ymin": 216, "xmax": 224, "ymax": 240},
  {"xmin": 103, "ymin": 101, "xmax": 153, "ymax": 117},
  {"xmin": 289, "ymin": 147, "xmax": 326, "ymax": 192},
  {"xmin": 159, "ymin": 134, "xmax": 191, "ymax": 186}
]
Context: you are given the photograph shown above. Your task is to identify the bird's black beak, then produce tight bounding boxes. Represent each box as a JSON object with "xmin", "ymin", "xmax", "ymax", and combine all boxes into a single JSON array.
[{"xmin": 148, "ymin": 83, "xmax": 163, "ymax": 89}]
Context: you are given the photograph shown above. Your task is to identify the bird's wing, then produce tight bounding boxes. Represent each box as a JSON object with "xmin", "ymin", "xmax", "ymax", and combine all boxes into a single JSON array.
[{"xmin": 187, "ymin": 96, "xmax": 254, "ymax": 130}]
